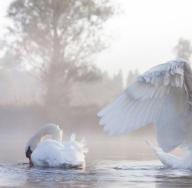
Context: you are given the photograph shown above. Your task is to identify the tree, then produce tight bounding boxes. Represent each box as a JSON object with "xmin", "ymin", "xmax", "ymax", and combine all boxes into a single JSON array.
[
  {"xmin": 6, "ymin": 0, "xmax": 113, "ymax": 120},
  {"xmin": 126, "ymin": 69, "xmax": 139, "ymax": 87},
  {"xmin": 174, "ymin": 38, "xmax": 192, "ymax": 61}
]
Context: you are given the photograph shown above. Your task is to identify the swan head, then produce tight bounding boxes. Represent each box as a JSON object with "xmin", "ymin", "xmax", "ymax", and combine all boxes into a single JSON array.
[
  {"xmin": 25, "ymin": 123, "xmax": 63, "ymax": 166},
  {"xmin": 25, "ymin": 146, "xmax": 33, "ymax": 166}
]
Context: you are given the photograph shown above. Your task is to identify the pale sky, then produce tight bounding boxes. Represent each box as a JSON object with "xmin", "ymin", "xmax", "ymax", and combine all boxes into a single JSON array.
[
  {"xmin": 1, "ymin": 0, "xmax": 192, "ymax": 76},
  {"xmin": 95, "ymin": 0, "xmax": 192, "ymax": 76}
]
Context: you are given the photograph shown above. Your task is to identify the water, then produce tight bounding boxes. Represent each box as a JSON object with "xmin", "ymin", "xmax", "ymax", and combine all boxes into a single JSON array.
[
  {"xmin": 1, "ymin": 160, "xmax": 192, "ymax": 188},
  {"xmin": 0, "ymin": 129, "xmax": 190, "ymax": 188}
]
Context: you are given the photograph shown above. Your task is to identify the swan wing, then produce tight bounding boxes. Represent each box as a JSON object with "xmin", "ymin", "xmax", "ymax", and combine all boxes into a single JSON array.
[{"xmin": 98, "ymin": 59, "xmax": 192, "ymax": 151}]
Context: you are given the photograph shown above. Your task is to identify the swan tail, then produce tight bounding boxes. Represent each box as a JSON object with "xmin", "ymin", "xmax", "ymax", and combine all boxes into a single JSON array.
[
  {"xmin": 69, "ymin": 134, "xmax": 88, "ymax": 154},
  {"xmin": 146, "ymin": 140, "xmax": 179, "ymax": 168}
]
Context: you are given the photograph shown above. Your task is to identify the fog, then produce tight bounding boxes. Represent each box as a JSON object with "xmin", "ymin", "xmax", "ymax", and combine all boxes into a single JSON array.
[
  {"xmin": 0, "ymin": 124, "xmax": 158, "ymax": 163},
  {"xmin": 0, "ymin": 0, "xmax": 189, "ymax": 165}
]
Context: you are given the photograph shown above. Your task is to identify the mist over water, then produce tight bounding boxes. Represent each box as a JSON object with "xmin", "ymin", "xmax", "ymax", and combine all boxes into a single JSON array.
[
  {"xmin": 0, "ymin": 0, "xmax": 192, "ymax": 187},
  {"xmin": 0, "ymin": 123, "xmax": 156, "ymax": 163},
  {"xmin": 1, "ymin": 160, "xmax": 192, "ymax": 188},
  {"xmin": 2, "ymin": 117, "xmax": 191, "ymax": 188},
  {"xmin": 0, "ymin": 104, "xmax": 188, "ymax": 188}
]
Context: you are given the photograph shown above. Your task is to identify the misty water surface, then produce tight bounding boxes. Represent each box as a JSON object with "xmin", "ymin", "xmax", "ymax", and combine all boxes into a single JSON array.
[
  {"xmin": 1, "ymin": 161, "xmax": 192, "ymax": 188},
  {"xmin": 1, "ymin": 129, "xmax": 192, "ymax": 188}
]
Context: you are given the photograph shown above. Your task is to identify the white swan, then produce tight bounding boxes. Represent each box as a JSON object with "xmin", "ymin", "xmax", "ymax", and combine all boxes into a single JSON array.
[
  {"xmin": 98, "ymin": 59, "xmax": 192, "ymax": 169},
  {"xmin": 25, "ymin": 124, "xmax": 87, "ymax": 168}
]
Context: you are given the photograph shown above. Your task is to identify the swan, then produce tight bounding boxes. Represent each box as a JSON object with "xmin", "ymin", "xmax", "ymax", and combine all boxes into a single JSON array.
[
  {"xmin": 25, "ymin": 124, "xmax": 87, "ymax": 168},
  {"xmin": 98, "ymin": 59, "xmax": 192, "ymax": 169}
]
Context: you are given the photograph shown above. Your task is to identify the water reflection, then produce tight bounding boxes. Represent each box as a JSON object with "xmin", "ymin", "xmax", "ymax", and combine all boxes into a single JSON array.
[
  {"xmin": 1, "ymin": 161, "xmax": 192, "ymax": 188},
  {"xmin": 155, "ymin": 169, "xmax": 192, "ymax": 188}
]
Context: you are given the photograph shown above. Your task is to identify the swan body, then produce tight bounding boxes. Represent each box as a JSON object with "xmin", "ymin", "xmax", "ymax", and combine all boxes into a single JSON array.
[
  {"xmin": 98, "ymin": 59, "xmax": 192, "ymax": 169},
  {"xmin": 25, "ymin": 124, "xmax": 87, "ymax": 168}
]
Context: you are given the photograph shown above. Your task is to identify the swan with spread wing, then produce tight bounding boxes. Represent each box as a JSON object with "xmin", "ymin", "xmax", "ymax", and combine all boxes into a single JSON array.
[
  {"xmin": 25, "ymin": 124, "xmax": 87, "ymax": 168},
  {"xmin": 98, "ymin": 59, "xmax": 192, "ymax": 169}
]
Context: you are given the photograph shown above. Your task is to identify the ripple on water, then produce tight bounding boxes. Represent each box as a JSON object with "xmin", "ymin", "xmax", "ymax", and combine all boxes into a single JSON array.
[
  {"xmin": 1, "ymin": 161, "xmax": 192, "ymax": 188},
  {"xmin": 0, "ymin": 164, "xmax": 27, "ymax": 187}
]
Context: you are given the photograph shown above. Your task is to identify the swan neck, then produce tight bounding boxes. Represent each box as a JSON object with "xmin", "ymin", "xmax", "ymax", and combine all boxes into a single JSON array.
[{"xmin": 26, "ymin": 124, "xmax": 62, "ymax": 152}]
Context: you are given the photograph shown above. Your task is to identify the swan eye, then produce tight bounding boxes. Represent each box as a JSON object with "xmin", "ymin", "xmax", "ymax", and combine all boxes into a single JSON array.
[{"xmin": 26, "ymin": 146, "xmax": 32, "ymax": 158}]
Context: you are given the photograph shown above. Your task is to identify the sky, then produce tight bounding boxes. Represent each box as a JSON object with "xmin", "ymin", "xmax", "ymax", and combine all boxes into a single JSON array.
[
  {"xmin": 95, "ymin": 0, "xmax": 192, "ymax": 76},
  {"xmin": 1, "ymin": 0, "xmax": 192, "ymax": 76}
]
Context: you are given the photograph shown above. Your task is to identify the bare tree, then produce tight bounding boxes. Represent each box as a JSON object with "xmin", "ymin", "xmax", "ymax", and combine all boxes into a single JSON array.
[
  {"xmin": 6, "ymin": 0, "xmax": 114, "ymax": 120},
  {"xmin": 174, "ymin": 38, "xmax": 192, "ymax": 61},
  {"xmin": 126, "ymin": 70, "xmax": 139, "ymax": 87}
]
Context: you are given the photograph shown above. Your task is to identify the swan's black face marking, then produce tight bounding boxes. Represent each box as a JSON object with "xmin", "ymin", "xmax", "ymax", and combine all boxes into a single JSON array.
[{"xmin": 26, "ymin": 146, "xmax": 32, "ymax": 159}]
